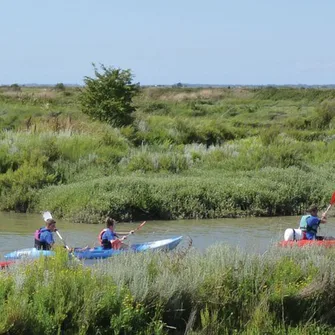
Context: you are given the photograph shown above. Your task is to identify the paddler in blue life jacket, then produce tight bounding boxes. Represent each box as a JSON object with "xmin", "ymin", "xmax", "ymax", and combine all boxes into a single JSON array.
[
  {"xmin": 299, "ymin": 205, "xmax": 327, "ymax": 240},
  {"xmin": 98, "ymin": 217, "xmax": 134, "ymax": 250},
  {"xmin": 34, "ymin": 218, "xmax": 57, "ymax": 250}
]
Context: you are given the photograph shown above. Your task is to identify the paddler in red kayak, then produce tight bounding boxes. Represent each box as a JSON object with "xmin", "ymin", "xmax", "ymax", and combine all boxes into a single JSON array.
[
  {"xmin": 299, "ymin": 205, "xmax": 327, "ymax": 240},
  {"xmin": 98, "ymin": 217, "xmax": 134, "ymax": 250}
]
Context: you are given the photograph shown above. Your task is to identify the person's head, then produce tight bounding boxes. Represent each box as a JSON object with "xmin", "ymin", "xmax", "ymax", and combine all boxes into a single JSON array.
[
  {"xmin": 46, "ymin": 218, "xmax": 56, "ymax": 231},
  {"xmin": 106, "ymin": 217, "xmax": 116, "ymax": 231},
  {"xmin": 307, "ymin": 205, "xmax": 318, "ymax": 216}
]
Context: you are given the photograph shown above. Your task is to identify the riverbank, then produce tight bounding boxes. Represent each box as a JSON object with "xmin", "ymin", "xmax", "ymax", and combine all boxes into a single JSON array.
[
  {"xmin": 2, "ymin": 245, "xmax": 335, "ymax": 334},
  {"xmin": 1, "ymin": 86, "xmax": 335, "ymax": 222}
]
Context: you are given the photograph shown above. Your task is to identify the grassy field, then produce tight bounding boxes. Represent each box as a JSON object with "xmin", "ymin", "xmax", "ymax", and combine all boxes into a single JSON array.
[{"xmin": 1, "ymin": 85, "xmax": 335, "ymax": 222}]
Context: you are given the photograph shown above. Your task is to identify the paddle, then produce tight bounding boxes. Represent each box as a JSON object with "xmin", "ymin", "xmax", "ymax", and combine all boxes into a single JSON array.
[
  {"xmin": 55, "ymin": 230, "xmax": 72, "ymax": 251},
  {"xmin": 119, "ymin": 221, "xmax": 147, "ymax": 241},
  {"xmin": 111, "ymin": 221, "xmax": 147, "ymax": 249},
  {"xmin": 42, "ymin": 211, "xmax": 71, "ymax": 251},
  {"xmin": 323, "ymin": 192, "xmax": 335, "ymax": 217}
]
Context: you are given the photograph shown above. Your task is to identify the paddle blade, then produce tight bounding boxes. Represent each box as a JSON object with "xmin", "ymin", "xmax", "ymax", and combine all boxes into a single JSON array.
[
  {"xmin": 43, "ymin": 211, "xmax": 53, "ymax": 222},
  {"xmin": 330, "ymin": 192, "xmax": 335, "ymax": 205},
  {"xmin": 137, "ymin": 221, "xmax": 146, "ymax": 230}
]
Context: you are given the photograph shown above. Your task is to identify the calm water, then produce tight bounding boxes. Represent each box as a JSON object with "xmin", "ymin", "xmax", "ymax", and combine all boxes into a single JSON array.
[{"xmin": 1, "ymin": 212, "xmax": 335, "ymax": 259}]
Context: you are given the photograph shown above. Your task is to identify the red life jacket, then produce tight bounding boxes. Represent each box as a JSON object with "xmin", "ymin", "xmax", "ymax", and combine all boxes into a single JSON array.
[{"xmin": 98, "ymin": 228, "xmax": 108, "ymax": 245}]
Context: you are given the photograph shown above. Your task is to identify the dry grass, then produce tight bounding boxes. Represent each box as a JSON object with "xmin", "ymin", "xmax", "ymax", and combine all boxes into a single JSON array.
[
  {"xmin": 141, "ymin": 87, "xmax": 254, "ymax": 102},
  {"xmin": 2, "ymin": 90, "xmax": 58, "ymax": 100}
]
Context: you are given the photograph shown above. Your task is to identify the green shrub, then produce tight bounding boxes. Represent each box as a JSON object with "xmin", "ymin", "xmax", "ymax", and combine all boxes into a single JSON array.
[
  {"xmin": 79, "ymin": 64, "xmax": 140, "ymax": 127},
  {"xmin": 0, "ymin": 250, "xmax": 163, "ymax": 334},
  {"xmin": 0, "ymin": 162, "xmax": 55, "ymax": 211},
  {"xmin": 54, "ymin": 83, "xmax": 66, "ymax": 91},
  {"xmin": 260, "ymin": 128, "xmax": 280, "ymax": 146},
  {"xmin": 313, "ymin": 101, "xmax": 335, "ymax": 129}
]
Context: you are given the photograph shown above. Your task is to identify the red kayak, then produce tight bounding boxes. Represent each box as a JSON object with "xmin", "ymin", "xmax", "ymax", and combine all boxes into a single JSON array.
[
  {"xmin": 0, "ymin": 261, "xmax": 15, "ymax": 269},
  {"xmin": 280, "ymin": 239, "xmax": 335, "ymax": 248}
]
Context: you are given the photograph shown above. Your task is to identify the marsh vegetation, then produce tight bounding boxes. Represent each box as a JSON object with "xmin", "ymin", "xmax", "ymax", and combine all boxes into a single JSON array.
[{"xmin": 1, "ymin": 84, "xmax": 335, "ymax": 222}]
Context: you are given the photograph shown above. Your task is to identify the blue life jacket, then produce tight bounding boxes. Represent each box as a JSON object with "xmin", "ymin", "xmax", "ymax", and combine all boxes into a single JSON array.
[{"xmin": 300, "ymin": 215, "xmax": 319, "ymax": 239}]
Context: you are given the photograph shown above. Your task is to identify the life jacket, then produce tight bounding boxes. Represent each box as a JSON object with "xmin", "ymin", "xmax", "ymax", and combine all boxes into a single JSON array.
[
  {"xmin": 34, "ymin": 227, "xmax": 52, "ymax": 250},
  {"xmin": 300, "ymin": 214, "xmax": 319, "ymax": 238},
  {"xmin": 98, "ymin": 229, "xmax": 121, "ymax": 250},
  {"xmin": 299, "ymin": 215, "xmax": 310, "ymax": 232},
  {"xmin": 307, "ymin": 219, "xmax": 319, "ymax": 236}
]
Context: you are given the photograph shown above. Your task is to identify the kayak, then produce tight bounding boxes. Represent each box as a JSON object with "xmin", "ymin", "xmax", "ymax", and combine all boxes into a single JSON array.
[
  {"xmin": 74, "ymin": 235, "xmax": 183, "ymax": 259},
  {"xmin": 5, "ymin": 236, "xmax": 183, "ymax": 260},
  {"xmin": 0, "ymin": 261, "xmax": 15, "ymax": 269},
  {"xmin": 279, "ymin": 239, "xmax": 335, "ymax": 248}
]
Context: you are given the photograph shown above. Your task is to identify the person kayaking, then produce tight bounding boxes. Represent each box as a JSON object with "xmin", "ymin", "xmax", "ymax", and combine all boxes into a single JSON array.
[
  {"xmin": 299, "ymin": 205, "xmax": 327, "ymax": 240},
  {"xmin": 34, "ymin": 218, "xmax": 57, "ymax": 250},
  {"xmin": 98, "ymin": 217, "xmax": 134, "ymax": 250}
]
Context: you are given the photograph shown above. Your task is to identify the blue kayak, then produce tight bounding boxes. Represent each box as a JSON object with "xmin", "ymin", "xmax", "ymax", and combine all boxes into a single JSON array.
[{"xmin": 5, "ymin": 236, "xmax": 183, "ymax": 260}]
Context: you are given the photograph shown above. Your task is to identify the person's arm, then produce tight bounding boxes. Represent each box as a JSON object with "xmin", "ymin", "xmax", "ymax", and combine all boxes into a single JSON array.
[
  {"xmin": 116, "ymin": 231, "xmax": 134, "ymax": 236},
  {"xmin": 112, "ymin": 230, "xmax": 134, "ymax": 242},
  {"xmin": 320, "ymin": 213, "xmax": 327, "ymax": 224},
  {"xmin": 104, "ymin": 230, "xmax": 118, "ymax": 241}
]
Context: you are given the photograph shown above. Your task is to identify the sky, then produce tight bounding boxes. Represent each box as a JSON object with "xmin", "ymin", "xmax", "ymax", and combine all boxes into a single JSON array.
[{"xmin": 1, "ymin": 0, "xmax": 335, "ymax": 86}]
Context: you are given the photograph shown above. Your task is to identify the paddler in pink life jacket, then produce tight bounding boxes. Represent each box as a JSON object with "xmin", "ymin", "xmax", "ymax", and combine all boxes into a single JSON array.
[
  {"xmin": 299, "ymin": 205, "xmax": 327, "ymax": 240},
  {"xmin": 98, "ymin": 217, "xmax": 134, "ymax": 250},
  {"xmin": 34, "ymin": 218, "xmax": 57, "ymax": 250}
]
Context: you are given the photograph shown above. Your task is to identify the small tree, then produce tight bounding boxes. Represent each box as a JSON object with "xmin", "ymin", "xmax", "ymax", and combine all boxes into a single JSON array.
[
  {"xmin": 55, "ymin": 83, "xmax": 65, "ymax": 91},
  {"xmin": 79, "ymin": 64, "xmax": 140, "ymax": 127},
  {"xmin": 173, "ymin": 82, "xmax": 183, "ymax": 88},
  {"xmin": 10, "ymin": 83, "xmax": 21, "ymax": 92}
]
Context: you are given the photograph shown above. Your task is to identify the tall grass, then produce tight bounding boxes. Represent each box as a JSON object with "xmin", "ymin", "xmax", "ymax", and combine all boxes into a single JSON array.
[
  {"xmin": 33, "ymin": 166, "xmax": 334, "ymax": 222},
  {"xmin": 0, "ymin": 249, "xmax": 163, "ymax": 334},
  {"xmin": 2, "ymin": 245, "xmax": 335, "ymax": 333},
  {"xmin": 2, "ymin": 86, "xmax": 335, "ymax": 219},
  {"xmin": 96, "ymin": 244, "xmax": 335, "ymax": 333}
]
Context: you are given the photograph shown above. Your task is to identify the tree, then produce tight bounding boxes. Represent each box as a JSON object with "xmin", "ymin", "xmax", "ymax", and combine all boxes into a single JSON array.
[
  {"xmin": 79, "ymin": 64, "xmax": 140, "ymax": 127},
  {"xmin": 10, "ymin": 83, "xmax": 21, "ymax": 92},
  {"xmin": 54, "ymin": 83, "xmax": 65, "ymax": 91},
  {"xmin": 173, "ymin": 82, "xmax": 183, "ymax": 88}
]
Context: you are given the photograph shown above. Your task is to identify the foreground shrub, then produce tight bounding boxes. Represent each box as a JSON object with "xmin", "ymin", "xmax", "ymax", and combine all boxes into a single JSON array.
[
  {"xmin": 0, "ymin": 249, "xmax": 163, "ymax": 335},
  {"xmin": 3, "ymin": 245, "xmax": 335, "ymax": 333},
  {"xmin": 97, "ymin": 244, "xmax": 335, "ymax": 334}
]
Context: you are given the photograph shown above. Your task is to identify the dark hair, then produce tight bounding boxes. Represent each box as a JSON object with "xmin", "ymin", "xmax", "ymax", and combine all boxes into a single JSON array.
[
  {"xmin": 46, "ymin": 218, "xmax": 56, "ymax": 227},
  {"xmin": 307, "ymin": 205, "xmax": 318, "ymax": 213},
  {"xmin": 105, "ymin": 217, "xmax": 116, "ymax": 228}
]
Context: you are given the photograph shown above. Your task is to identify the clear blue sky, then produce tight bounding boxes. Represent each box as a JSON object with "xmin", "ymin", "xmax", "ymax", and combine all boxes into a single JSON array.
[{"xmin": 1, "ymin": 0, "xmax": 334, "ymax": 85}]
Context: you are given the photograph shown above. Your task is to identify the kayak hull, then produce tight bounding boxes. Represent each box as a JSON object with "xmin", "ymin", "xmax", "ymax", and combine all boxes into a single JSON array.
[
  {"xmin": 0, "ymin": 261, "xmax": 15, "ymax": 269},
  {"xmin": 279, "ymin": 239, "xmax": 335, "ymax": 248},
  {"xmin": 74, "ymin": 236, "xmax": 182, "ymax": 259},
  {"xmin": 4, "ymin": 249, "xmax": 54, "ymax": 260},
  {"xmin": 5, "ymin": 236, "xmax": 183, "ymax": 260}
]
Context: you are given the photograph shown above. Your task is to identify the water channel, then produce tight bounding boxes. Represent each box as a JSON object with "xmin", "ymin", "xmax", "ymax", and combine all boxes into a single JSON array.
[{"xmin": 2, "ymin": 212, "xmax": 335, "ymax": 260}]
